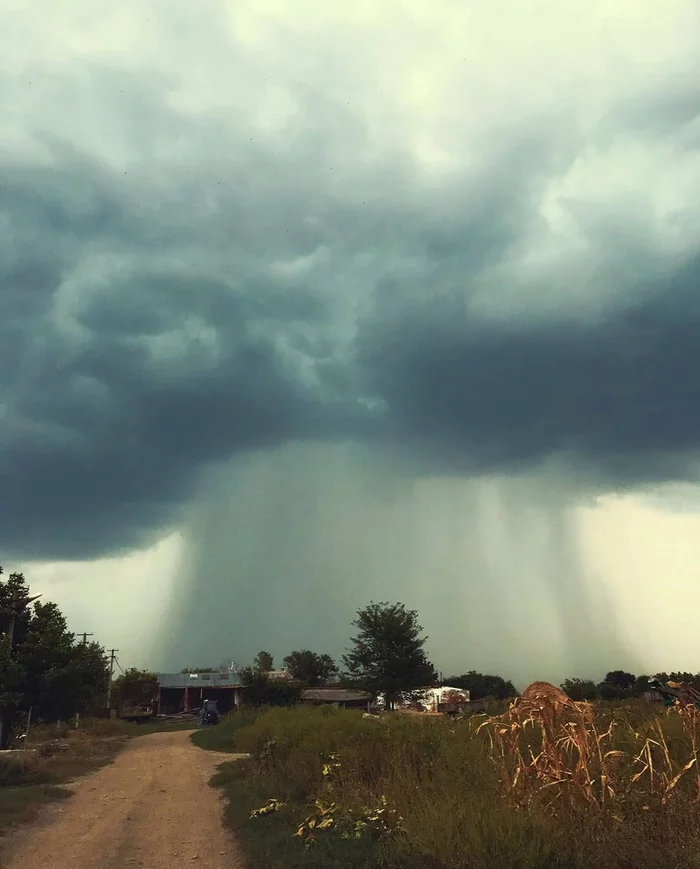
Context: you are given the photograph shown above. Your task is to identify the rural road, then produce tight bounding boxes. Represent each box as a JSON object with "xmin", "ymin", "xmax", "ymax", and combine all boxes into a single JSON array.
[{"xmin": 2, "ymin": 730, "xmax": 246, "ymax": 869}]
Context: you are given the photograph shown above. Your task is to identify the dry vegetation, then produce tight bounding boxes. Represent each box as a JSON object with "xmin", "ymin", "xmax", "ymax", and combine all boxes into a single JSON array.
[
  {"xmin": 206, "ymin": 695, "xmax": 700, "ymax": 869},
  {"xmin": 0, "ymin": 716, "xmax": 193, "ymax": 835},
  {"xmin": 0, "ymin": 723, "xmax": 127, "ymax": 833}
]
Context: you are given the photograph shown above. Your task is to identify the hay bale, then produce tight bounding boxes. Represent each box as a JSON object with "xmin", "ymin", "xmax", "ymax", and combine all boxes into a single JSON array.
[{"xmin": 520, "ymin": 681, "xmax": 569, "ymax": 704}]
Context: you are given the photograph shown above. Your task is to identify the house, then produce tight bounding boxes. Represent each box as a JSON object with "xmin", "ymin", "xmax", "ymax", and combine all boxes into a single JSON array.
[
  {"xmin": 267, "ymin": 668, "xmax": 294, "ymax": 682},
  {"xmin": 157, "ymin": 670, "xmax": 244, "ymax": 715},
  {"xmin": 300, "ymin": 688, "xmax": 372, "ymax": 711}
]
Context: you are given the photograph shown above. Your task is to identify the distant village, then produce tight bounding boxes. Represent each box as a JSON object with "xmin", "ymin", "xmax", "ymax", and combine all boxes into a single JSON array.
[{"xmin": 115, "ymin": 666, "xmax": 484, "ymax": 723}]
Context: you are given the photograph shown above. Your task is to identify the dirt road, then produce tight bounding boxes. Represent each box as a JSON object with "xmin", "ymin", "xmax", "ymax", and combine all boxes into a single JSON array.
[{"xmin": 2, "ymin": 730, "xmax": 246, "ymax": 869}]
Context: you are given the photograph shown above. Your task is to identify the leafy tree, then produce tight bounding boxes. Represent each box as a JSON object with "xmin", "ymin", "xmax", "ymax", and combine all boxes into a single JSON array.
[
  {"xmin": 632, "ymin": 674, "xmax": 651, "ymax": 696},
  {"xmin": 238, "ymin": 666, "xmax": 300, "ymax": 706},
  {"xmin": 0, "ymin": 569, "xmax": 110, "ymax": 747},
  {"xmin": 602, "ymin": 670, "xmax": 636, "ymax": 691},
  {"xmin": 113, "ymin": 667, "xmax": 157, "ymax": 688},
  {"xmin": 112, "ymin": 667, "xmax": 157, "ymax": 701},
  {"xmin": 598, "ymin": 682, "xmax": 627, "ymax": 701},
  {"xmin": 282, "ymin": 650, "xmax": 338, "ymax": 686},
  {"xmin": 254, "ymin": 651, "xmax": 274, "ymax": 674},
  {"xmin": 342, "ymin": 602, "xmax": 437, "ymax": 709},
  {"xmin": 561, "ymin": 678, "xmax": 599, "ymax": 701},
  {"xmin": 445, "ymin": 671, "xmax": 517, "ymax": 700},
  {"xmin": 180, "ymin": 666, "xmax": 215, "ymax": 673},
  {"xmin": 597, "ymin": 670, "xmax": 637, "ymax": 701}
]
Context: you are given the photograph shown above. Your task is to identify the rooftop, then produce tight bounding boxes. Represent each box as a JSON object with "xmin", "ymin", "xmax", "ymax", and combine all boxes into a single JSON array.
[{"xmin": 158, "ymin": 671, "xmax": 243, "ymax": 689}]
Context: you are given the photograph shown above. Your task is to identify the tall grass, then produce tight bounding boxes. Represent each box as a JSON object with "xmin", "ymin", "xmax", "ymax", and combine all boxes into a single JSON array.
[
  {"xmin": 190, "ymin": 709, "xmax": 261, "ymax": 752},
  {"xmin": 214, "ymin": 701, "xmax": 700, "ymax": 869}
]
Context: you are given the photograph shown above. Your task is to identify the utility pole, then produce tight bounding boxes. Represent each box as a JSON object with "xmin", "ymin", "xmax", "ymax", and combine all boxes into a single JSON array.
[
  {"xmin": 78, "ymin": 633, "xmax": 94, "ymax": 645},
  {"xmin": 106, "ymin": 649, "xmax": 119, "ymax": 709}
]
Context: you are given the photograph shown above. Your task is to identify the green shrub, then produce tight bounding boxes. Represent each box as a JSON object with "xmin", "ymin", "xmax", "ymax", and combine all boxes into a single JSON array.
[{"xmin": 190, "ymin": 709, "xmax": 262, "ymax": 752}]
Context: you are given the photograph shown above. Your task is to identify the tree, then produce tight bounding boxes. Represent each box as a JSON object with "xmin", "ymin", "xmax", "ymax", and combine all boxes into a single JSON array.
[
  {"xmin": 238, "ymin": 666, "xmax": 300, "ymax": 707},
  {"xmin": 283, "ymin": 650, "xmax": 338, "ymax": 686},
  {"xmin": 112, "ymin": 668, "xmax": 157, "ymax": 694},
  {"xmin": 342, "ymin": 602, "xmax": 437, "ymax": 709},
  {"xmin": 254, "ymin": 651, "xmax": 274, "ymax": 674},
  {"xmin": 597, "ymin": 670, "xmax": 637, "ymax": 701},
  {"xmin": 0, "ymin": 569, "xmax": 110, "ymax": 747},
  {"xmin": 669, "ymin": 672, "xmax": 700, "ymax": 691},
  {"xmin": 602, "ymin": 670, "xmax": 636, "ymax": 691},
  {"xmin": 446, "ymin": 671, "xmax": 517, "ymax": 700},
  {"xmin": 561, "ymin": 678, "xmax": 599, "ymax": 701},
  {"xmin": 632, "ymin": 674, "xmax": 651, "ymax": 696},
  {"xmin": 180, "ymin": 667, "xmax": 215, "ymax": 673}
]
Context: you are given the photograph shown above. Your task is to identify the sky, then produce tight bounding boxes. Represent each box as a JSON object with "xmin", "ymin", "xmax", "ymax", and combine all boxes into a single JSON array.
[{"xmin": 3, "ymin": 0, "xmax": 700, "ymax": 687}]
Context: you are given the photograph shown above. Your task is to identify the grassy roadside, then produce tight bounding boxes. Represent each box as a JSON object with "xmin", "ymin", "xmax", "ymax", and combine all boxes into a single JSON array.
[
  {"xmin": 192, "ymin": 713, "xmax": 379, "ymax": 866},
  {"xmin": 190, "ymin": 709, "xmax": 260, "ymax": 752},
  {"xmin": 0, "ymin": 715, "xmax": 195, "ymax": 836},
  {"xmin": 212, "ymin": 758, "xmax": 381, "ymax": 869},
  {"xmin": 0, "ymin": 729, "xmax": 125, "ymax": 835},
  {"xmin": 0, "ymin": 782, "xmax": 71, "ymax": 832}
]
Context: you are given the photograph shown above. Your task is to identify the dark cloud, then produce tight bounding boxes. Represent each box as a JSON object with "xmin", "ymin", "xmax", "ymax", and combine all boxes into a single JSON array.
[
  {"xmin": 3, "ymin": 13, "xmax": 700, "ymax": 563},
  {"xmin": 360, "ymin": 254, "xmax": 700, "ymax": 484},
  {"xmin": 0, "ymin": 132, "xmax": 357, "ymax": 560}
]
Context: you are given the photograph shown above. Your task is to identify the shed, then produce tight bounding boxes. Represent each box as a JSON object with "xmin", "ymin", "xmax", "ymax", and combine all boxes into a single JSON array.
[
  {"xmin": 157, "ymin": 671, "xmax": 244, "ymax": 715},
  {"xmin": 300, "ymin": 688, "xmax": 372, "ymax": 711}
]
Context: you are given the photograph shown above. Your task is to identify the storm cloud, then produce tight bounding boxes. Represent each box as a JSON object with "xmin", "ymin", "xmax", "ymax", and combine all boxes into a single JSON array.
[{"xmin": 2, "ymin": 0, "xmax": 700, "ymax": 565}]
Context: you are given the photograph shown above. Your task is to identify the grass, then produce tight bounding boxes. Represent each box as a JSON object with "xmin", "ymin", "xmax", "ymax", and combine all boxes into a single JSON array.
[
  {"xmin": 0, "ymin": 714, "xmax": 190, "ymax": 836},
  {"xmin": 212, "ymin": 759, "xmax": 380, "ymax": 869},
  {"xmin": 0, "ymin": 784, "xmax": 70, "ymax": 830},
  {"xmin": 202, "ymin": 701, "xmax": 700, "ymax": 869},
  {"xmin": 190, "ymin": 709, "xmax": 261, "ymax": 752},
  {"xmin": 0, "ymin": 733, "xmax": 122, "ymax": 836}
]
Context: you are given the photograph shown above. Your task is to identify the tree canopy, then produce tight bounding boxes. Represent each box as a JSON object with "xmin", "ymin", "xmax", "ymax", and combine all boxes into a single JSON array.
[
  {"xmin": 113, "ymin": 667, "xmax": 157, "ymax": 692},
  {"xmin": 0, "ymin": 568, "xmax": 109, "ymax": 747},
  {"xmin": 282, "ymin": 650, "xmax": 338, "ymax": 686},
  {"xmin": 254, "ymin": 651, "xmax": 274, "ymax": 674},
  {"xmin": 342, "ymin": 601, "xmax": 437, "ymax": 708},
  {"xmin": 561, "ymin": 678, "xmax": 601, "ymax": 701},
  {"xmin": 445, "ymin": 671, "xmax": 517, "ymax": 700}
]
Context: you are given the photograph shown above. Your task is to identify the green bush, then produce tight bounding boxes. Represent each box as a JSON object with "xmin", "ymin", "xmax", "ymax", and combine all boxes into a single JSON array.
[{"xmin": 190, "ymin": 709, "xmax": 262, "ymax": 752}]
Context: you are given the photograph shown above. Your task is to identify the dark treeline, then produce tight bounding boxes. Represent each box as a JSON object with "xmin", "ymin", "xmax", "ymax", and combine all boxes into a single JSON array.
[{"xmin": 0, "ymin": 567, "xmax": 110, "ymax": 748}]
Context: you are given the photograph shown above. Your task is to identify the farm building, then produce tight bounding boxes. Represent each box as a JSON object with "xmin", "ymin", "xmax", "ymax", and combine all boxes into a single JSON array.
[
  {"xmin": 157, "ymin": 671, "xmax": 244, "ymax": 715},
  {"xmin": 300, "ymin": 688, "xmax": 372, "ymax": 711}
]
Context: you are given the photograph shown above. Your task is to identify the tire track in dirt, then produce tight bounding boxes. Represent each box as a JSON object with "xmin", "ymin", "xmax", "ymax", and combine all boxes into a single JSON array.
[{"xmin": 1, "ymin": 730, "xmax": 246, "ymax": 869}]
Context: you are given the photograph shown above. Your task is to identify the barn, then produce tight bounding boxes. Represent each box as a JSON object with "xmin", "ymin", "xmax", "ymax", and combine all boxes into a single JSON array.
[{"xmin": 157, "ymin": 671, "xmax": 244, "ymax": 715}]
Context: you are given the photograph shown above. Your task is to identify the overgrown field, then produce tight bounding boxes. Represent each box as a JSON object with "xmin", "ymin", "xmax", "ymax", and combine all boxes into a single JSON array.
[{"xmin": 203, "ymin": 697, "xmax": 700, "ymax": 869}]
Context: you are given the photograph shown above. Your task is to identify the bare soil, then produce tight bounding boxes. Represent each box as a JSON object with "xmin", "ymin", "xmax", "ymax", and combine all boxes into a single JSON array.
[{"xmin": 1, "ymin": 730, "xmax": 246, "ymax": 869}]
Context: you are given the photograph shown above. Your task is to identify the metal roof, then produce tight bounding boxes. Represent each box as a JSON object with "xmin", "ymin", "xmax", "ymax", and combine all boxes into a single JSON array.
[{"xmin": 158, "ymin": 671, "xmax": 243, "ymax": 689}]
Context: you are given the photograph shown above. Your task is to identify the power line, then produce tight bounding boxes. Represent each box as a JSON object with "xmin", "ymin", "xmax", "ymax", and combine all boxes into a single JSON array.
[{"xmin": 77, "ymin": 632, "xmax": 94, "ymax": 645}]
